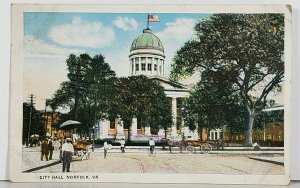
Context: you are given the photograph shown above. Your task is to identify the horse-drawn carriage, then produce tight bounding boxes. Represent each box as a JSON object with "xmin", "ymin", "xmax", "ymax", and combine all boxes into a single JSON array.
[
  {"xmin": 73, "ymin": 140, "xmax": 91, "ymax": 161},
  {"xmin": 164, "ymin": 138, "xmax": 223, "ymax": 154}
]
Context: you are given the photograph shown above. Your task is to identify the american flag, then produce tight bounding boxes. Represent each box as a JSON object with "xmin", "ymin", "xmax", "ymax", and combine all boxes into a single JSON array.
[{"xmin": 148, "ymin": 15, "xmax": 159, "ymax": 22}]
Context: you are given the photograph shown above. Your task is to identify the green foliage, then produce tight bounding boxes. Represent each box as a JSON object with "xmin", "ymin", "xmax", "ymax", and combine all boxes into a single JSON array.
[
  {"xmin": 110, "ymin": 75, "xmax": 172, "ymax": 139},
  {"xmin": 183, "ymin": 76, "xmax": 247, "ymax": 135},
  {"xmin": 171, "ymin": 13, "xmax": 284, "ymax": 144},
  {"xmin": 23, "ymin": 103, "xmax": 45, "ymax": 145},
  {"xmin": 49, "ymin": 53, "xmax": 116, "ymax": 133}
]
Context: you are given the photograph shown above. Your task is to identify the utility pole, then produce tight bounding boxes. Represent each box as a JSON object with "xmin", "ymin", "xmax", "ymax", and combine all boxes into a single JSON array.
[
  {"xmin": 27, "ymin": 94, "xmax": 36, "ymax": 147},
  {"xmin": 44, "ymin": 99, "xmax": 49, "ymax": 137}
]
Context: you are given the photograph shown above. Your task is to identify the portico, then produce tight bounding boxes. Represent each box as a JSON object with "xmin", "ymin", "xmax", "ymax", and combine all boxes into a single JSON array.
[{"xmin": 98, "ymin": 27, "xmax": 194, "ymax": 141}]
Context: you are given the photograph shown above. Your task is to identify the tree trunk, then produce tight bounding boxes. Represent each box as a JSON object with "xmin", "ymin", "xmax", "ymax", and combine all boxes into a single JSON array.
[
  {"xmin": 164, "ymin": 128, "xmax": 167, "ymax": 139},
  {"xmin": 245, "ymin": 108, "xmax": 256, "ymax": 146},
  {"xmin": 74, "ymin": 95, "xmax": 80, "ymax": 120},
  {"xmin": 125, "ymin": 118, "xmax": 132, "ymax": 142}
]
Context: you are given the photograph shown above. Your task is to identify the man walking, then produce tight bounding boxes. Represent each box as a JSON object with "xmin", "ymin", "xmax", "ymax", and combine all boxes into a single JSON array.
[
  {"xmin": 48, "ymin": 137, "xmax": 54, "ymax": 160},
  {"xmin": 120, "ymin": 138, "xmax": 125, "ymax": 153},
  {"xmin": 40, "ymin": 138, "xmax": 49, "ymax": 161},
  {"xmin": 103, "ymin": 141, "xmax": 108, "ymax": 159},
  {"xmin": 149, "ymin": 138, "xmax": 155, "ymax": 155},
  {"xmin": 62, "ymin": 138, "xmax": 74, "ymax": 172}
]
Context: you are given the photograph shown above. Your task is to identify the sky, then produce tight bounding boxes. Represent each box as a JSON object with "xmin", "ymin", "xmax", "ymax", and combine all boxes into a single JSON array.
[
  {"xmin": 23, "ymin": 12, "xmax": 210, "ymax": 110},
  {"xmin": 23, "ymin": 12, "xmax": 283, "ymax": 111}
]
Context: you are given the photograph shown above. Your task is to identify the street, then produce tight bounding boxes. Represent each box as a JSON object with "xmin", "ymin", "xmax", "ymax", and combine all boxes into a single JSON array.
[{"xmin": 24, "ymin": 147, "xmax": 284, "ymax": 175}]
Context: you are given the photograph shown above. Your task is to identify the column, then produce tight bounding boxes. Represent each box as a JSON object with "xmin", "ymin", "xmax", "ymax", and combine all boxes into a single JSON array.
[
  {"xmin": 156, "ymin": 58, "xmax": 159, "ymax": 75},
  {"xmin": 133, "ymin": 58, "xmax": 136, "ymax": 75},
  {"xmin": 145, "ymin": 126, "xmax": 151, "ymax": 136},
  {"xmin": 100, "ymin": 119, "xmax": 109, "ymax": 139},
  {"xmin": 145, "ymin": 57, "xmax": 148, "ymax": 75},
  {"xmin": 152, "ymin": 57, "xmax": 155, "ymax": 75},
  {"xmin": 171, "ymin": 97, "xmax": 177, "ymax": 137},
  {"xmin": 151, "ymin": 58, "xmax": 154, "ymax": 75},
  {"xmin": 162, "ymin": 60, "xmax": 164, "ymax": 76},
  {"xmin": 139, "ymin": 57, "xmax": 141, "ymax": 74},
  {"xmin": 116, "ymin": 118, "xmax": 125, "ymax": 139},
  {"xmin": 131, "ymin": 118, "xmax": 137, "ymax": 135}
]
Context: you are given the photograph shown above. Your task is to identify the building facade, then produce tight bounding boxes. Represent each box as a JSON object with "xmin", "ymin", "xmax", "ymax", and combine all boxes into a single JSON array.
[{"xmin": 97, "ymin": 28, "xmax": 199, "ymax": 141}]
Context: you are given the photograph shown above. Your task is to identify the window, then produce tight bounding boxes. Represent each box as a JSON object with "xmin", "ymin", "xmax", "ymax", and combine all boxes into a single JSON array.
[
  {"xmin": 137, "ymin": 117, "xmax": 142, "ymax": 129},
  {"xmin": 154, "ymin": 64, "xmax": 157, "ymax": 71},
  {"xmin": 142, "ymin": 63, "xmax": 146, "ymax": 71},
  {"xmin": 135, "ymin": 58, "xmax": 139, "ymax": 71},
  {"xmin": 148, "ymin": 63, "xmax": 152, "ymax": 71},
  {"xmin": 141, "ymin": 58, "xmax": 146, "ymax": 71},
  {"xmin": 110, "ymin": 120, "xmax": 115, "ymax": 129}
]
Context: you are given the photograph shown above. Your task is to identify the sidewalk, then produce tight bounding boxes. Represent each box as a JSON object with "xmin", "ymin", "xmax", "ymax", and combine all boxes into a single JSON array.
[
  {"xmin": 22, "ymin": 146, "xmax": 284, "ymax": 172},
  {"xmin": 22, "ymin": 146, "xmax": 61, "ymax": 172},
  {"xmin": 248, "ymin": 156, "xmax": 284, "ymax": 165}
]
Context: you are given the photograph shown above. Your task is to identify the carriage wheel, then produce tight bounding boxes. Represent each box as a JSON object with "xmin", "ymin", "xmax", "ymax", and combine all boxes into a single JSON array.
[
  {"xmin": 201, "ymin": 143, "xmax": 212, "ymax": 154},
  {"xmin": 80, "ymin": 151, "xmax": 84, "ymax": 161},
  {"xmin": 86, "ymin": 152, "xmax": 90, "ymax": 160},
  {"xmin": 186, "ymin": 145, "xmax": 194, "ymax": 153}
]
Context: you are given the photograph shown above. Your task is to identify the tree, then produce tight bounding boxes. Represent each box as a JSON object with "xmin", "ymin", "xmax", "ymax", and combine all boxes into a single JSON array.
[
  {"xmin": 23, "ymin": 103, "xmax": 45, "ymax": 145},
  {"xmin": 111, "ymin": 75, "xmax": 172, "ymax": 141},
  {"xmin": 171, "ymin": 14, "xmax": 284, "ymax": 145},
  {"xmin": 50, "ymin": 53, "xmax": 116, "ymax": 136},
  {"xmin": 183, "ymin": 73, "xmax": 247, "ymax": 141}
]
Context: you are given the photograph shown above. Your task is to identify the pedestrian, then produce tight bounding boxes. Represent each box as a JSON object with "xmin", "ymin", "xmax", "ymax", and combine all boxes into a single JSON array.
[
  {"xmin": 120, "ymin": 138, "xmax": 125, "ymax": 153},
  {"xmin": 40, "ymin": 138, "xmax": 49, "ymax": 161},
  {"xmin": 104, "ymin": 141, "xmax": 108, "ymax": 159},
  {"xmin": 48, "ymin": 137, "xmax": 54, "ymax": 160},
  {"xmin": 149, "ymin": 138, "xmax": 155, "ymax": 155},
  {"xmin": 62, "ymin": 138, "xmax": 74, "ymax": 172}
]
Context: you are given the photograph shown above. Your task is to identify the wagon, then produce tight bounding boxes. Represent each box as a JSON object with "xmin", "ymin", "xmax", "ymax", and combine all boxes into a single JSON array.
[
  {"xmin": 73, "ymin": 140, "xmax": 91, "ymax": 160},
  {"xmin": 185, "ymin": 139, "xmax": 223, "ymax": 154}
]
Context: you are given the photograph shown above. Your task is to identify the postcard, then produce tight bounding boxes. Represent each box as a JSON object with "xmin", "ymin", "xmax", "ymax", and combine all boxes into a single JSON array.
[{"xmin": 9, "ymin": 4, "xmax": 291, "ymax": 184}]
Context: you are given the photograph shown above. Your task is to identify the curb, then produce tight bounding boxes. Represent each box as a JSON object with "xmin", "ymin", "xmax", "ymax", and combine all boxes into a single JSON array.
[
  {"xmin": 248, "ymin": 157, "xmax": 284, "ymax": 166},
  {"xmin": 23, "ymin": 160, "xmax": 61, "ymax": 173}
]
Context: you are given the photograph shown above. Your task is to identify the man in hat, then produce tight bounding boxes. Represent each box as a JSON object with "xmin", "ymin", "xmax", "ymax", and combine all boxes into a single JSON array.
[
  {"xmin": 149, "ymin": 138, "xmax": 155, "ymax": 155},
  {"xmin": 40, "ymin": 138, "xmax": 49, "ymax": 161},
  {"xmin": 62, "ymin": 138, "xmax": 74, "ymax": 172},
  {"xmin": 120, "ymin": 138, "xmax": 125, "ymax": 153},
  {"xmin": 48, "ymin": 137, "xmax": 54, "ymax": 160}
]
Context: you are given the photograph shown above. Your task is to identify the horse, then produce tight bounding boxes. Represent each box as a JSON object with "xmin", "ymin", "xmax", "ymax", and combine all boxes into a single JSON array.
[{"xmin": 162, "ymin": 137, "xmax": 186, "ymax": 153}]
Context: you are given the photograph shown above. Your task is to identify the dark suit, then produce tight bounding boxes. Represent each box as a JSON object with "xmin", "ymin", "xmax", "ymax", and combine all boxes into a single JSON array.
[{"xmin": 48, "ymin": 139, "xmax": 54, "ymax": 160}]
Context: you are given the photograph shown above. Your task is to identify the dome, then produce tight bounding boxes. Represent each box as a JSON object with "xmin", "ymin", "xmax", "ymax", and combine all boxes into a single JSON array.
[{"xmin": 130, "ymin": 28, "xmax": 164, "ymax": 52}]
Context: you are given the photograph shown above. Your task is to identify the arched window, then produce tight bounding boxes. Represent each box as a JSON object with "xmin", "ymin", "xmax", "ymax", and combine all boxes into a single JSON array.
[
  {"xmin": 135, "ymin": 58, "xmax": 139, "ymax": 71},
  {"xmin": 141, "ymin": 57, "xmax": 146, "ymax": 71}
]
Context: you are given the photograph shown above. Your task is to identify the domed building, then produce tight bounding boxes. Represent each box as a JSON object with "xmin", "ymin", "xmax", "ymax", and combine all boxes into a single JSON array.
[
  {"xmin": 129, "ymin": 28, "xmax": 165, "ymax": 77},
  {"xmin": 97, "ymin": 28, "xmax": 201, "ymax": 141}
]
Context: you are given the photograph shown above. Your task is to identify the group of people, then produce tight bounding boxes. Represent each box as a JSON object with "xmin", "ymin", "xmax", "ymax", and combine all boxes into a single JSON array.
[
  {"xmin": 40, "ymin": 137, "xmax": 75, "ymax": 173},
  {"xmin": 103, "ymin": 138, "xmax": 156, "ymax": 158},
  {"xmin": 40, "ymin": 137, "xmax": 54, "ymax": 161}
]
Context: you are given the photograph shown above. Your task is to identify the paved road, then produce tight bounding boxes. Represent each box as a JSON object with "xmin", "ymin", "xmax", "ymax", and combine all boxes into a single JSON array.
[{"xmin": 31, "ymin": 151, "xmax": 284, "ymax": 175}]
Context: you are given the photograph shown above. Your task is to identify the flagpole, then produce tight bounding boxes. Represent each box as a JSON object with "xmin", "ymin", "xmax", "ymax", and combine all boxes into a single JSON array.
[{"xmin": 147, "ymin": 14, "xmax": 149, "ymax": 29}]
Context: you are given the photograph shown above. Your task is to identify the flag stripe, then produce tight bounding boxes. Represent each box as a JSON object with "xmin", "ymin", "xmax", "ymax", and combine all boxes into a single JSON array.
[{"xmin": 148, "ymin": 15, "xmax": 159, "ymax": 22}]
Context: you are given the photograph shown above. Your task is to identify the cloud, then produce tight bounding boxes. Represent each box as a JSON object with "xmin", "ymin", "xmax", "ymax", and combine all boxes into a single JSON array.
[
  {"xmin": 155, "ymin": 18, "xmax": 196, "ymax": 78},
  {"xmin": 157, "ymin": 18, "xmax": 196, "ymax": 42},
  {"xmin": 24, "ymin": 36, "xmax": 82, "ymax": 110},
  {"xmin": 48, "ymin": 17, "xmax": 115, "ymax": 48},
  {"xmin": 113, "ymin": 17, "xmax": 138, "ymax": 31},
  {"xmin": 24, "ymin": 35, "xmax": 83, "ymax": 58}
]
